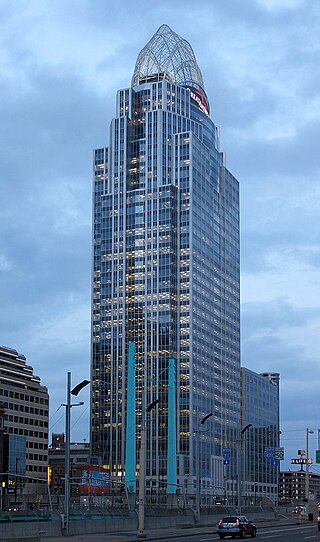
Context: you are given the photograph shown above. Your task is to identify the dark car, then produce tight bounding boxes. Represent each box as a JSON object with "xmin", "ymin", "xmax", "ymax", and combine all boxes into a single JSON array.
[
  {"xmin": 217, "ymin": 516, "xmax": 257, "ymax": 539},
  {"xmin": 317, "ymin": 514, "xmax": 320, "ymax": 531}
]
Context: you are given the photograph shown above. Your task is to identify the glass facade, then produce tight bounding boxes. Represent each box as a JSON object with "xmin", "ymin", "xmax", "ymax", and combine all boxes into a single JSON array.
[
  {"xmin": 91, "ymin": 25, "xmax": 240, "ymax": 493},
  {"xmin": 7, "ymin": 434, "xmax": 26, "ymax": 474},
  {"xmin": 240, "ymin": 369, "xmax": 280, "ymax": 503}
]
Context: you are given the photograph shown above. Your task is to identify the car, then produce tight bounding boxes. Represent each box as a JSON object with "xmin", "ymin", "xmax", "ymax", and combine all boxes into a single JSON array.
[
  {"xmin": 317, "ymin": 515, "xmax": 320, "ymax": 531},
  {"xmin": 217, "ymin": 516, "xmax": 257, "ymax": 539},
  {"xmin": 292, "ymin": 505, "xmax": 307, "ymax": 516},
  {"xmin": 8, "ymin": 504, "xmax": 26, "ymax": 512}
]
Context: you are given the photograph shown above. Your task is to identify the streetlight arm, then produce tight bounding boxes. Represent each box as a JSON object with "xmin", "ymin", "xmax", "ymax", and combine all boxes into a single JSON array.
[
  {"xmin": 200, "ymin": 412, "xmax": 213, "ymax": 425},
  {"xmin": 61, "ymin": 401, "xmax": 85, "ymax": 408},
  {"xmin": 146, "ymin": 398, "xmax": 160, "ymax": 412},
  {"xmin": 71, "ymin": 379, "xmax": 90, "ymax": 396},
  {"xmin": 241, "ymin": 423, "xmax": 252, "ymax": 435}
]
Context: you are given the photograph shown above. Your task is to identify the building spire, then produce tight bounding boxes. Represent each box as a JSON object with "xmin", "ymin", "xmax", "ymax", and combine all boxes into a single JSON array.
[{"xmin": 132, "ymin": 24, "xmax": 208, "ymax": 105}]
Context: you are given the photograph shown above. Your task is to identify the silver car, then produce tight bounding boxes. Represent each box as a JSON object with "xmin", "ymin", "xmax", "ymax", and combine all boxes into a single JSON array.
[{"xmin": 217, "ymin": 515, "xmax": 257, "ymax": 539}]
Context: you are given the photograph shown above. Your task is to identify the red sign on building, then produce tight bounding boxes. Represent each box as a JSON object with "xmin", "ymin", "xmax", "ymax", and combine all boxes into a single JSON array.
[{"xmin": 78, "ymin": 466, "xmax": 110, "ymax": 495}]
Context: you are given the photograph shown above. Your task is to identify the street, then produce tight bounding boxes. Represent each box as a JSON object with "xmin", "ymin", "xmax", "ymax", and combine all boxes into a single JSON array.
[{"xmin": 134, "ymin": 524, "xmax": 320, "ymax": 542}]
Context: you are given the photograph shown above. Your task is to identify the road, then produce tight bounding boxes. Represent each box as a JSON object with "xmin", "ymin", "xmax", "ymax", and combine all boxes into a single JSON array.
[{"xmin": 137, "ymin": 524, "xmax": 320, "ymax": 542}]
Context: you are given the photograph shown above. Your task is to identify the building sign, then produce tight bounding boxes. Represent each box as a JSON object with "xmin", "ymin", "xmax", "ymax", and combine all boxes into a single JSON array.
[
  {"xmin": 79, "ymin": 466, "xmax": 110, "ymax": 495},
  {"xmin": 186, "ymin": 86, "xmax": 210, "ymax": 117},
  {"xmin": 291, "ymin": 458, "xmax": 313, "ymax": 465}
]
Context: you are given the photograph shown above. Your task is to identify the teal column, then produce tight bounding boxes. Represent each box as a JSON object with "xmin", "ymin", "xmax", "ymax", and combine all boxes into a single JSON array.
[
  {"xmin": 125, "ymin": 341, "xmax": 136, "ymax": 493},
  {"xmin": 167, "ymin": 357, "xmax": 177, "ymax": 494}
]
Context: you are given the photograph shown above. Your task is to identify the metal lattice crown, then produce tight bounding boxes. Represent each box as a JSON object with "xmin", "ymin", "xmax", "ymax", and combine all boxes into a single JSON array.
[{"xmin": 132, "ymin": 24, "xmax": 207, "ymax": 98}]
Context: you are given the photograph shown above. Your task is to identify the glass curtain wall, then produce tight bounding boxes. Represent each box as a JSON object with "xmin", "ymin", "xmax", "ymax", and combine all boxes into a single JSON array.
[{"xmin": 91, "ymin": 26, "xmax": 241, "ymax": 496}]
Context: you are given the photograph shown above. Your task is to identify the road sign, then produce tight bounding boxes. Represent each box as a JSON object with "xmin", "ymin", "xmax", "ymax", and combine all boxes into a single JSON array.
[
  {"xmin": 316, "ymin": 450, "xmax": 320, "ymax": 464},
  {"xmin": 264, "ymin": 447, "xmax": 274, "ymax": 460},
  {"xmin": 274, "ymin": 447, "xmax": 284, "ymax": 460},
  {"xmin": 223, "ymin": 447, "xmax": 231, "ymax": 465}
]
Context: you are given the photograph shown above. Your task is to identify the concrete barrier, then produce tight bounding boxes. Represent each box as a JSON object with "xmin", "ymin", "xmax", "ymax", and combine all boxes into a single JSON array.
[{"xmin": 0, "ymin": 507, "xmax": 278, "ymax": 538}]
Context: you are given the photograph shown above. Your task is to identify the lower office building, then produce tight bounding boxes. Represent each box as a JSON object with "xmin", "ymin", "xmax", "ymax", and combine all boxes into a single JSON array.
[
  {"xmin": 49, "ymin": 433, "xmax": 110, "ymax": 506},
  {"xmin": 235, "ymin": 368, "xmax": 280, "ymax": 505},
  {"xmin": 48, "ymin": 433, "xmax": 90, "ymax": 497},
  {"xmin": 0, "ymin": 345, "xmax": 49, "ymax": 494},
  {"xmin": 280, "ymin": 470, "xmax": 320, "ymax": 504}
]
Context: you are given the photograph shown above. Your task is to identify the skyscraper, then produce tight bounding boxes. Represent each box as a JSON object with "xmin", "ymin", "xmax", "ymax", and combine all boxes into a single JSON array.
[{"xmin": 91, "ymin": 25, "xmax": 240, "ymax": 496}]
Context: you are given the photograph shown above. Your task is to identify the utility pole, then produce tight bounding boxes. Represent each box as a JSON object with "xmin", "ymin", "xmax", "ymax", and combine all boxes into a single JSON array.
[{"xmin": 305, "ymin": 428, "xmax": 314, "ymax": 520}]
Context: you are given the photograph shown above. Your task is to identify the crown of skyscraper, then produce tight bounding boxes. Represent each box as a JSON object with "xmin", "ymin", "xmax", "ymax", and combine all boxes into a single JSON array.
[{"xmin": 132, "ymin": 24, "xmax": 209, "ymax": 111}]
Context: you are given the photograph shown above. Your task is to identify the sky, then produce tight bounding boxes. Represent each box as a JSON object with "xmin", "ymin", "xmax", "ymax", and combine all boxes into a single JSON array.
[{"xmin": 0, "ymin": 0, "xmax": 320, "ymax": 471}]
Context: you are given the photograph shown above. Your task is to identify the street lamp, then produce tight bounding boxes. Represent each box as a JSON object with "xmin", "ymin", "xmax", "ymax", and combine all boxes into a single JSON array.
[
  {"xmin": 137, "ymin": 398, "xmax": 161, "ymax": 538},
  {"xmin": 14, "ymin": 457, "xmax": 20, "ymax": 504},
  {"xmin": 196, "ymin": 412, "xmax": 213, "ymax": 523},
  {"xmin": 237, "ymin": 423, "xmax": 252, "ymax": 515},
  {"xmin": 63, "ymin": 372, "xmax": 90, "ymax": 536},
  {"xmin": 306, "ymin": 427, "xmax": 314, "ymax": 520}
]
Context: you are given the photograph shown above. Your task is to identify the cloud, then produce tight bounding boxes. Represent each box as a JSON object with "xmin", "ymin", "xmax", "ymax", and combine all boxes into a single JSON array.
[
  {"xmin": 0, "ymin": 0, "xmax": 320, "ymax": 466},
  {"xmin": 242, "ymin": 298, "xmax": 320, "ymax": 335},
  {"xmin": 255, "ymin": 0, "xmax": 307, "ymax": 11},
  {"xmin": 241, "ymin": 292, "xmax": 320, "ymax": 465},
  {"xmin": 0, "ymin": 254, "xmax": 13, "ymax": 271}
]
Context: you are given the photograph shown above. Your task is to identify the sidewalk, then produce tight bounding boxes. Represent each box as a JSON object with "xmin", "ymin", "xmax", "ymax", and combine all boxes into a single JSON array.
[{"xmin": 43, "ymin": 516, "xmax": 304, "ymax": 542}]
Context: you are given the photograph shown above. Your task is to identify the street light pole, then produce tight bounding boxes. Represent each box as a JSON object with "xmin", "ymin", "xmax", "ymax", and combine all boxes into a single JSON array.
[
  {"xmin": 196, "ymin": 423, "xmax": 200, "ymax": 523},
  {"xmin": 306, "ymin": 427, "xmax": 314, "ymax": 520},
  {"xmin": 137, "ymin": 417, "xmax": 146, "ymax": 539},
  {"xmin": 14, "ymin": 457, "xmax": 20, "ymax": 504},
  {"xmin": 137, "ymin": 398, "xmax": 160, "ymax": 538},
  {"xmin": 64, "ymin": 372, "xmax": 71, "ymax": 536},
  {"xmin": 195, "ymin": 412, "xmax": 213, "ymax": 523},
  {"xmin": 63, "ymin": 372, "xmax": 90, "ymax": 537},
  {"xmin": 237, "ymin": 424, "xmax": 252, "ymax": 515}
]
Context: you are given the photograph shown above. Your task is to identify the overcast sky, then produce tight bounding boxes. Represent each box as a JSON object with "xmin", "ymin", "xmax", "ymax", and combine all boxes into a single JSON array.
[{"xmin": 1, "ymin": 0, "xmax": 320, "ymax": 470}]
